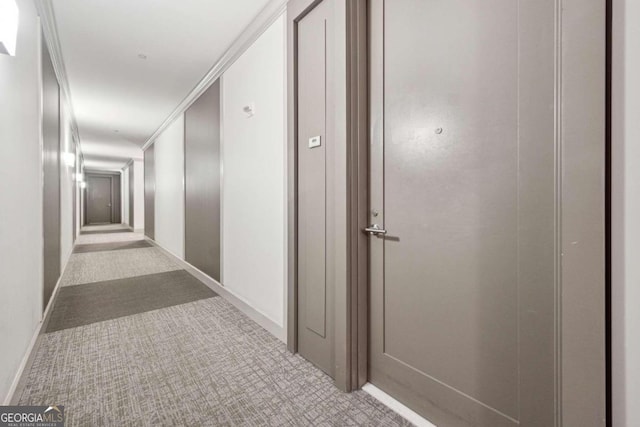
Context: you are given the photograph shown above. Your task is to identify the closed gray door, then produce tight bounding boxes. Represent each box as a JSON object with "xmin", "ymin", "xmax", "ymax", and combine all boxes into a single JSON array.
[
  {"xmin": 185, "ymin": 81, "xmax": 221, "ymax": 281},
  {"xmin": 144, "ymin": 145, "xmax": 155, "ymax": 239},
  {"xmin": 369, "ymin": 1, "xmax": 557, "ymax": 426},
  {"xmin": 296, "ymin": 0, "xmax": 334, "ymax": 376},
  {"xmin": 86, "ymin": 175, "xmax": 112, "ymax": 224}
]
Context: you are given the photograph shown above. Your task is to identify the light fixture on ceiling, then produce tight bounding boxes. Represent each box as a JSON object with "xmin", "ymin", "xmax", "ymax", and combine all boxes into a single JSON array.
[
  {"xmin": 137, "ymin": 53, "xmax": 147, "ymax": 60},
  {"xmin": 0, "ymin": 0, "xmax": 19, "ymax": 56},
  {"xmin": 114, "ymin": 129, "xmax": 119, "ymax": 133}
]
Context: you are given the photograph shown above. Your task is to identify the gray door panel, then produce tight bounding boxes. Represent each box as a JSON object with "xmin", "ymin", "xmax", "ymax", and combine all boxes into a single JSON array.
[
  {"xmin": 184, "ymin": 81, "xmax": 221, "ymax": 281},
  {"xmin": 144, "ymin": 145, "xmax": 155, "ymax": 239},
  {"xmin": 42, "ymin": 34, "xmax": 61, "ymax": 310},
  {"xmin": 86, "ymin": 175, "xmax": 112, "ymax": 224},
  {"xmin": 296, "ymin": 0, "xmax": 334, "ymax": 376},
  {"xmin": 369, "ymin": 1, "xmax": 556, "ymax": 425}
]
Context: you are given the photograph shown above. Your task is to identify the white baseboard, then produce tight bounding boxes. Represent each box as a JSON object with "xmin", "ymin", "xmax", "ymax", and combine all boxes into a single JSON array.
[
  {"xmin": 4, "ymin": 268, "xmax": 65, "ymax": 405},
  {"xmin": 362, "ymin": 383, "xmax": 437, "ymax": 427},
  {"xmin": 145, "ymin": 238, "xmax": 285, "ymax": 342}
]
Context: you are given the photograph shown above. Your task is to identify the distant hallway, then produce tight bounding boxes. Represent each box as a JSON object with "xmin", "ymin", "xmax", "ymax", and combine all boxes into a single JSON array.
[{"xmin": 14, "ymin": 225, "xmax": 408, "ymax": 426}]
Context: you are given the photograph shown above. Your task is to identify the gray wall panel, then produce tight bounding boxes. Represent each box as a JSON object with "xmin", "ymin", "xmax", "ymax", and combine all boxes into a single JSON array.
[
  {"xmin": 295, "ymin": 0, "xmax": 334, "ymax": 377},
  {"xmin": 42, "ymin": 34, "xmax": 61, "ymax": 310},
  {"xmin": 144, "ymin": 145, "xmax": 155, "ymax": 239},
  {"xmin": 184, "ymin": 81, "xmax": 221, "ymax": 280},
  {"xmin": 129, "ymin": 165, "xmax": 134, "ymax": 227}
]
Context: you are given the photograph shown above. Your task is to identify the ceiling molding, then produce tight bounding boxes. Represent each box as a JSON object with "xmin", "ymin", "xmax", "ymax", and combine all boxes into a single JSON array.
[
  {"xmin": 140, "ymin": 0, "xmax": 288, "ymax": 151},
  {"xmin": 122, "ymin": 158, "xmax": 134, "ymax": 171},
  {"xmin": 35, "ymin": 0, "xmax": 83, "ymax": 154}
]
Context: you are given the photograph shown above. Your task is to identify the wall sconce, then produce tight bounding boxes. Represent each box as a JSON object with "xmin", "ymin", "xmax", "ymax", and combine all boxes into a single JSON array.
[
  {"xmin": 79, "ymin": 181, "xmax": 87, "ymax": 189},
  {"xmin": 0, "ymin": 0, "xmax": 19, "ymax": 56},
  {"xmin": 243, "ymin": 103, "xmax": 255, "ymax": 118}
]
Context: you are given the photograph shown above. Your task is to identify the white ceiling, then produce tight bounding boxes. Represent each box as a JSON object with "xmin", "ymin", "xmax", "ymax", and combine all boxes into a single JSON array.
[{"xmin": 53, "ymin": 0, "xmax": 272, "ymax": 170}]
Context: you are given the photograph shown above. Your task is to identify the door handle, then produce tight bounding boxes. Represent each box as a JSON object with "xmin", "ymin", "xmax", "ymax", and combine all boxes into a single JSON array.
[{"xmin": 363, "ymin": 224, "xmax": 387, "ymax": 235}]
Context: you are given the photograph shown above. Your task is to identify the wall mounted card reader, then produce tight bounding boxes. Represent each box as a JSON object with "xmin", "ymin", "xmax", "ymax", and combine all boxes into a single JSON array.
[{"xmin": 308, "ymin": 136, "xmax": 321, "ymax": 148}]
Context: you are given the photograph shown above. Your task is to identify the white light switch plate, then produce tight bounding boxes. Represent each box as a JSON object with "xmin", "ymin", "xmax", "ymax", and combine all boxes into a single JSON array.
[{"xmin": 308, "ymin": 136, "xmax": 321, "ymax": 148}]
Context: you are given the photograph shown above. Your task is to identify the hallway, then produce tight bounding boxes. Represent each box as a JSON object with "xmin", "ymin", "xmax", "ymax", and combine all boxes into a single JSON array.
[
  {"xmin": 0, "ymin": 0, "xmax": 624, "ymax": 425},
  {"xmin": 14, "ymin": 226, "xmax": 408, "ymax": 426}
]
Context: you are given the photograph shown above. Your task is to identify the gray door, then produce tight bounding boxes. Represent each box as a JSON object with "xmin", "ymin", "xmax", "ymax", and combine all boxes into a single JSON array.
[
  {"xmin": 42, "ymin": 33, "xmax": 60, "ymax": 310},
  {"xmin": 185, "ymin": 81, "xmax": 221, "ymax": 281},
  {"xmin": 296, "ymin": 0, "xmax": 334, "ymax": 376},
  {"xmin": 144, "ymin": 145, "xmax": 155, "ymax": 239},
  {"xmin": 86, "ymin": 175, "xmax": 112, "ymax": 224},
  {"xmin": 369, "ymin": 1, "xmax": 557, "ymax": 426}
]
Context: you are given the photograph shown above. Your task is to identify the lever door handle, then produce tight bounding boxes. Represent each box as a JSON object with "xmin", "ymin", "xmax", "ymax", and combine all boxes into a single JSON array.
[{"xmin": 363, "ymin": 224, "xmax": 387, "ymax": 235}]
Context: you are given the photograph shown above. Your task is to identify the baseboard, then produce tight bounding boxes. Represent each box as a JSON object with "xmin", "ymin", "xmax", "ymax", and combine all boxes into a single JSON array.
[
  {"xmin": 361, "ymin": 383, "xmax": 437, "ymax": 427},
  {"xmin": 4, "ymin": 268, "xmax": 65, "ymax": 405},
  {"xmin": 145, "ymin": 238, "xmax": 285, "ymax": 342}
]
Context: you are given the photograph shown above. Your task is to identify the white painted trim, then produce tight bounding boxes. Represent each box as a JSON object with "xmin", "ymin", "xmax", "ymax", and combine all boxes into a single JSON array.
[
  {"xmin": 361, "ymin": 383, "xmax": 437, "ymax": 427},
  {"xmin": 4, "ymin": 268, "xmax": 65, "ymax": 405},
  {"xmin": 34, "ymin": 0, "xmax": 82, "ymax": 153},
  {"xmin": 145, "ymin": 238, "xmax": 285, "ymax": 342},
  {"xmin": 122, "ymin": 158, "xmax": 134, "ymax": 171},
  {"xmin": 141, "ymin": 0, "xmax": 288, "ymax": 151},
  {"xmin": 3, "ymin": 327, "xmax": 39, "ymax": 405}
]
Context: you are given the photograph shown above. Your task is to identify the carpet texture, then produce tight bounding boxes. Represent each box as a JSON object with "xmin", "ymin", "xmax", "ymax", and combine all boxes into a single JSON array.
[
  {"xmin": 61, "ymin": 248, "xmax": 181, "ymax": 286},
  {"xmin": 80, "ymin": 229, "xmax": 133, "ymax": 235},
  {"xmin": 17, "ymin": 229, "xmax": 411, "ymax": 426},
  {"xmin": 73, "ymin": 240, "xmax": 152, "ymax": 253},
  {"xmin": 47, "ymin": 271, "xmax": 216, "ymax": 332}
]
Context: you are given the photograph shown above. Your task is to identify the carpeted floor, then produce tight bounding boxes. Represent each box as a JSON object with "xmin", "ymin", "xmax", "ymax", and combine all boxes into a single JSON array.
[
  {"xmin": 73, "ymin": 240, "xmax": 152, "ymax": 253},
  {"xmin": 17, "ymin": 226, "xmax": 411, "ymax": 426}
]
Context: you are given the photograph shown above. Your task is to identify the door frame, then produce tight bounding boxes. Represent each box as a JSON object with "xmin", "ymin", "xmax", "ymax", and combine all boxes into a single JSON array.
[
  {"xmin": 83, "ymin": 170, "xmax": 121, "ymax": 225},
  {"xmin": 286, "ymin": 0, "xmax": 607, "ymax": 422}
]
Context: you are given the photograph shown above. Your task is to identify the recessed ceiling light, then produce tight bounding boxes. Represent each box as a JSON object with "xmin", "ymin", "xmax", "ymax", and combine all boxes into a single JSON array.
[
  {"xmin": 138, "ymin": 53, "xmax": 147, "ymax": 59},
  {"xmin": 114, "ymin": 129, "xmax": 119, "ymax": 133}
]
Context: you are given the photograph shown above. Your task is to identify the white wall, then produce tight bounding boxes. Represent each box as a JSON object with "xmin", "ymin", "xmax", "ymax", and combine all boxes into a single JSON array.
[
  {"xmin": 222, "ymin": 14, "xmax": 286, "ymax": 329},
  {"xmin": 613, "ymin": 0, "xmax": 640, "ymax": 425},
  {"xmin": 154, "ymin": 115, "xmax": 185, "ymax": 258},
  {"xmin": 122, "ymin": 165, "xmax": 130, "ymax": 226},
  {"xmin": 59, "ymin": 96, "xmax": 75, "ymax": 267},
  {"xmin": 133, "ymin": 159, "xmax": 145, "ymax": 231},
  {"xmin": 0, "ymin": 0, "xmax": 44, "ymax": 402}
]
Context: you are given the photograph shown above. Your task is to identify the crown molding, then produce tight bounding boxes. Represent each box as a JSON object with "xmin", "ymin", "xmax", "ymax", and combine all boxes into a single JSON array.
[
  {"xmin": 122, "ymin": 158, "xmax": 134, "ymax": 171},
  {"xmin": 35, "ymin": 0, "xmax": 83, "ymax": 154},
  {"xmin": 141, "ymin": 0, "xmax": 288, "ymax": 151}
]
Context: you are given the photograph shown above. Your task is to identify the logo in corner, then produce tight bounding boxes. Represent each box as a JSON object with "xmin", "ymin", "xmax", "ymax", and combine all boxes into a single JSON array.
[{"xmin": 0, "ymin": 405, "xmax": 65, "ymax": 426}]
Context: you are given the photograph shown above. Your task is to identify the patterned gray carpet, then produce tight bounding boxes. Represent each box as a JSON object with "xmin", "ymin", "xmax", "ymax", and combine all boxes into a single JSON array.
[
  {"xmin": 16, "ymin": 227, "xmax": 411, "ymax": 426},
  {"xmin": 73, "ymin": 240, "xmax": 152, "ymax": 253}
]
